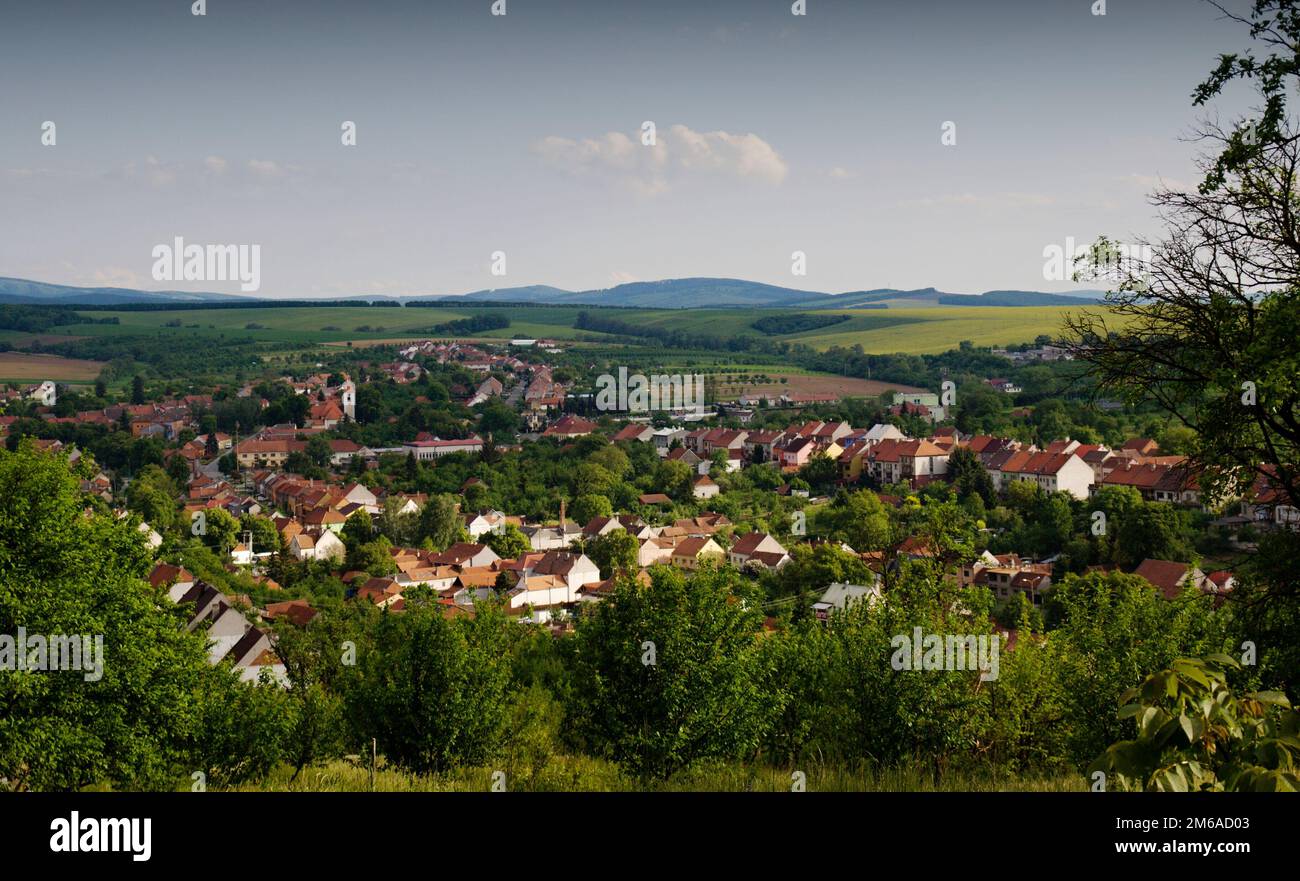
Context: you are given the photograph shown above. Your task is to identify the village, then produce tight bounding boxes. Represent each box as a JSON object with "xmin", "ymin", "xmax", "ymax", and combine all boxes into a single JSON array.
[{"xmin": 3, "ymin": 335, "xmax": 1288, "ymax": 688}]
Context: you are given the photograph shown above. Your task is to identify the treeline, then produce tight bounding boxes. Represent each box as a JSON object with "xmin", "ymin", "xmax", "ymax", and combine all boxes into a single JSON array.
[
  {"xmin": 751, "ymin": 313, "xmax": 850, "ymax": 335},
  {"xmin": 0, "ymin": 304, "xmax": 119, "ymax": 332},
  {"xmin": 40, "ymin": 333, "xmax": 305, "ymax": 381},
  {"xmin": 426, "ymin": 314, "xmax": 510, "ymax": 335}
]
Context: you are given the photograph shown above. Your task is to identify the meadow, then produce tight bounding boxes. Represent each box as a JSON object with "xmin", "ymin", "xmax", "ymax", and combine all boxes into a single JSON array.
[{"xmin": 29, "ymin": 302, "xmax": 1113, "ymax": 356}]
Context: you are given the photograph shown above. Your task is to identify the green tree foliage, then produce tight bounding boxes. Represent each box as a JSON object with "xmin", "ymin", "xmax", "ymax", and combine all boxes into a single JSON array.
[
  {"xmin": 567, "ymin": 566, "xmax": 776, "ymax": 780},
  {"xmin": 485, "ymin": 522, "xmax": 531, "ymax": 560},
  {"xmin": 821, "ymin": 489, "xmax": 892, "ymax": 552},
  {"xmin": 1043, "ymin": 571, "xmax": 1230, "ymax": 767},
  {"xmin": 416, "ymin": 493, "xmax": 466, "ymax": 551},
  {"xmin": 584, "ymin": 529, "xmax": 639, "ymax": 578},
  {"xmin": 1091, "ymin": 655, "xmax": 1299, "ymax": 792},
  {"xmin": 570, "ymin": 493, "xmax": 612, "ymax": 525},
  {"xmin": 0, "ymin": 443, "xmax": 274, "ymax": 791},
  {"xmin": 351, "ymin": 596, "xmax": 513, "ymax": 774}
]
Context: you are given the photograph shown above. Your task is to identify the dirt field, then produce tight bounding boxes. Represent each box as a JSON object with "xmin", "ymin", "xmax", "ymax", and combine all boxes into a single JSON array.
[{"xmin": 0, "ymin": 352, "xmax": 105, "ymax": 382}]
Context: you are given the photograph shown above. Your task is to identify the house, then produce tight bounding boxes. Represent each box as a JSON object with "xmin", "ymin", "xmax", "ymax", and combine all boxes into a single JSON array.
[
  {"xmin": 317, "ymin": 530, "xmax": 346, "ymax": 563},
  {"xmin": 148, "ymin": 563, "xmax": 196, "ymax": 603},
  {"xmin": 263, "ymin": 599, "xmax": 320, "ymax": 627},
  {"xmin": 340, "ymin": 482, "xmax": 379, "ymax": 510},
  {"xmin": 776, "ymin": 436, "xmax": 818, "ymax": 469},
  {"xmin": 692, "ymin": 475, "xmax": 720, "ymax": 499},
  {"xmin": 670, "ymin": 536, "xmax": 725, "ymax": 569},
  {"xmin": 637, "ymin": 538, "xmax": 675, "ymax": 567},
  {"xmin": 521, "ymin": 521, "xmax": 583, "ymax": 551},
  {"xmin": 542, "ymin": 415, "xmax": 598, "ymax": 438},
  {"xmin": 433, "ymin": 542, "xmax": 500, "ymax": 568},
  {"xmin": 356, "ymin": 576, "xmax": 405, "ymax": 608},
  {"xmin": 25, "ymin": 381, "xmax": 57, "ymax": 407},
  {"xmin": 301, "ymin": 506, "xmax": 347, "ymax": 534},
  {"xmin": 1097, "ymin": 461, "xmax": 1199, "ymax": 505},
  {"xmin": 465, "ymin": 509, "xmax": 510, "ymax": 539},
  {"xmin": 502, "ymin": 551, "xmax": 604, "ymax": 621},
  {"xmin": 638, "ymin": 493, "xmax": 673, "ymax": 507},
  {"xmin": 863, "ymin": 439, "xmax": 950, "ymax": 486},
  {"xmin": 1001, "ymin": 451, "xmax": 1095, "ymax": 500},
  {"xmin": 742, "ymin": 429, "xmax": 785, "ymax": 463},
  {"xmin": 225, "ymin": 628, "xmax": 288, "ymax": 685},
  {"xmin": 402, "ymin": 435, "xmax": 484, "ymax": 461},
  {"xmin": 959, "ymin": 551, "xmax": 1053, "ymax": 605},
  {"xmin": 287, "ymin": 532, "xmax": 316, "ymax": 562},
  {"xmin": 582, "ymin": 516, "xmax": 625, "ymax": 540},
  {"xmin": 813, "ymin": 581, "xmax": 882, "ymax": 621},
  {"xmin": 612, "ymin": 424, "xmax": 655, "ymax": 443},
  {"xmin": 728, "ymin": 532, "xmax": 789, "ymax": 569},
  {"xmin": 1133, "ymin": 559, "xmax": 1208, "ymax": 600},
  {"xmin": 665, "ymin": 446, "xmax": 703, "ymax": 468},
  {"xmin": 1121, "ymin": 437, "xmax": 1161, "ymax": 458}
]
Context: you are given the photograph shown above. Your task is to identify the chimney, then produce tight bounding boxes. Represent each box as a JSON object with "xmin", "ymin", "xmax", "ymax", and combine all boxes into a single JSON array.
[{"xmin": 559, "ymin": 498, "xmax": 567, "ymax": 531}]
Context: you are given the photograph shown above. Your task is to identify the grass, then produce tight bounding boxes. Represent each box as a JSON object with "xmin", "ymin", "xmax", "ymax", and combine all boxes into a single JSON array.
[
  {"xmin": 225, "ymin": 757, "xmax": 1086, "ymax": 793},
  {"xmin": 14, "ymin": 302, "xmax": 1124, "ymax": 356}
]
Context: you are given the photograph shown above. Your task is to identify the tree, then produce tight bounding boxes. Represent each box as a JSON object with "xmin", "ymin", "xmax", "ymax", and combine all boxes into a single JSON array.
[
  {"xmin": 352, "ymin": 596, "xmax": 513, "ymax": 774},
  {"xmin": 485, "ymin": 522, "xmax": 531, "ymax": 560},
  {"xmin": 240, "ymin": 513, "xmax": 282, "ymax": 556},
  {"xmin": 0, "ymin": 442, "xmax": 275, "ymax": 791},
  {"xmin": 348, "ymin": 536, "xmax": 397, "ymax": 576},
  {"xmin": 567, "ymin": 567, "xmax": 777, "ymax": 780},
  {"xmin": 570, "ymin": 493, "xmax": 612, "ymax": 525},
  {"xmin": 204, "ymin": 506, "xmax": 240, "ymax": 554},
  {"xmin": 165, "ymin": 452, "xmax": 192, "ymax": 489},
  {"xmin": 585, "ymin": 529, "xmax": 639, "ymax": 578},
  {"xmin": 1065, "ymin": 1, "xmax": 1300, "ymax": 526},
  {"xmin": 131, "ymin": 374, "xmax": 145, "ymax": 405},
  {"xmin": 125, "ymin": 465, "xmax": 178, "ymax": 533},
  {"xmin": 340, "ymin": 509, "xmax": 375, "ymax": 549},
  {"xmin": 946, "ymin": 446, "xmax": 995, "ymax": 505},
  {"xmin": 1091, "ymin": 655, "xmax": 1299, "ymax": 792},
  {"xmin": 1043, "ymin": 571, "xmax": 1228, "ymax": 767},
  {"xmin": 416, "ymin": 493, "xmax": 465, "ymax": 551},
  {"xmin": 306, "ymin": 434, "xmax": 333, "ymax": 469},
  {"xmin": 822, "ymin": 489, "xmax": 891, "ymax": 552}
]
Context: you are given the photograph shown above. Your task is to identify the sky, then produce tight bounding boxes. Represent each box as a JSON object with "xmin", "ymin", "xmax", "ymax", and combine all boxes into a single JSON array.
[{"xmin": 0, "ymin": 0, "xmax": 1261, "ymax": 298}]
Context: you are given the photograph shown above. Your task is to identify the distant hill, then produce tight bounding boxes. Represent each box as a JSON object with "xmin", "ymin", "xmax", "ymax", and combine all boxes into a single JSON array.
[
  {"xmin": 0, "ymin": 276, "xmax": 1109, "ymax": 310},
  {"xmin": 0, "ymin": 277, "xmax": 251, "ymax": 306},
  {"xmin": 939, "ymin": 289, "xmax": 1109, "ymax": 306}
]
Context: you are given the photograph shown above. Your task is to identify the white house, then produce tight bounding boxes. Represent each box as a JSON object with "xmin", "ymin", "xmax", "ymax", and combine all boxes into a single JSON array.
[
  {"xmin": 25, "ymin": 380, "xmax": 56, "ymax": 407},
  {"xmin": 692, "ymin": 475, "xmax": 720, "ymax": 499}
]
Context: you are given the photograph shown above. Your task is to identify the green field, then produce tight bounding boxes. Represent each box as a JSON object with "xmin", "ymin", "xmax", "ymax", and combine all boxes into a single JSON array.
[{"xmin": 26, "ymin": 302, "xmax": 1117, "ymax": 355}]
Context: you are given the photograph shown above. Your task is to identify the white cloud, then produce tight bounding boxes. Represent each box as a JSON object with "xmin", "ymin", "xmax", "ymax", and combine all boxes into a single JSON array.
[
  {"xmin": 534, "ymin": 124, "xmax": 788, "ymax": 194},
  {"xmin": 204, "ymin": 156, "xmax": 228, "ymax": 174},
  {"xmin": 247, "ymin": 159, "xmax": 283, "ymax": 178}
]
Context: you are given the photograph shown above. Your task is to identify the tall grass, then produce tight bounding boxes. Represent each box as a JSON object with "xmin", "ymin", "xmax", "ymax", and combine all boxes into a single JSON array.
[{"xmin": 228, "ymin": 756, "xmax": 1084, "ymax": 793}]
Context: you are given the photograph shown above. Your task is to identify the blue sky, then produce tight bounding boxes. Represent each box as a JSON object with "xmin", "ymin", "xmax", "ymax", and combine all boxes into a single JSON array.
[{"xmin": 0, "ymin": 0, "xmax": 1259, "ymax": 297}]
